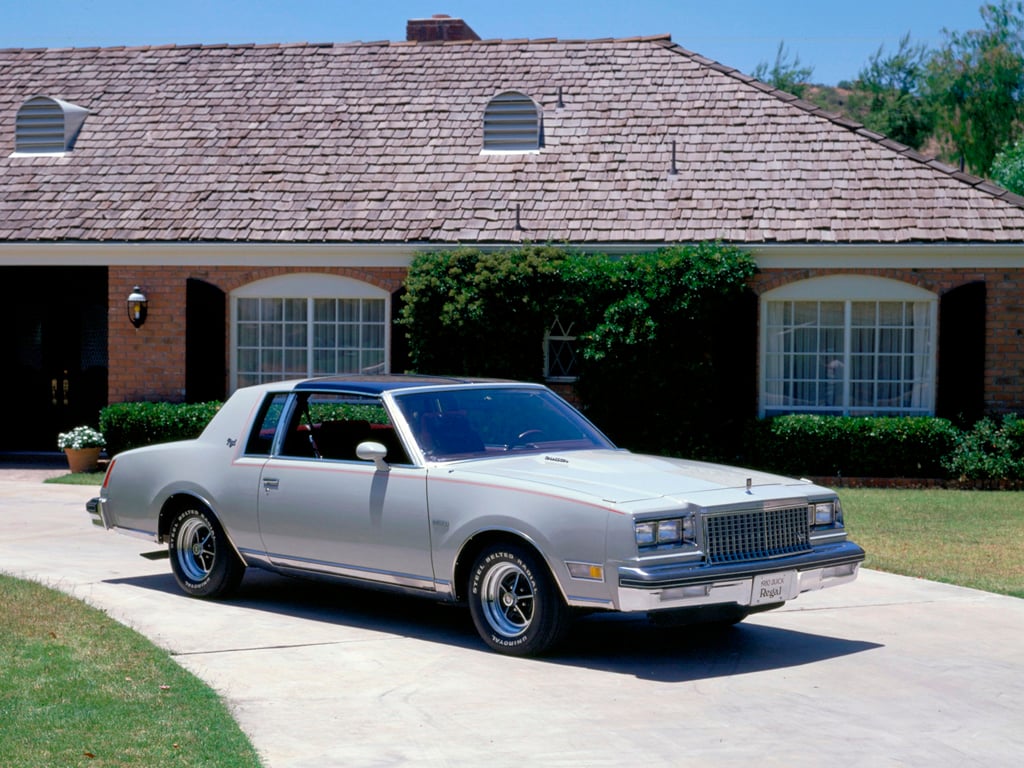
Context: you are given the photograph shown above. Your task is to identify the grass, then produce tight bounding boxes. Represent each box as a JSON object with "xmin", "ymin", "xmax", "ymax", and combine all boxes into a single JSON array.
[
  {"xmin": 45, "ymin": 470, "xmax": 106, "ymax": 486},
  {"xmin": 0, "ymin": 575, "xmax": 262, "ymax": 768},
  {"xmin": 839, "ymin": 488, "xmax": 1024, "ymax": 598}
]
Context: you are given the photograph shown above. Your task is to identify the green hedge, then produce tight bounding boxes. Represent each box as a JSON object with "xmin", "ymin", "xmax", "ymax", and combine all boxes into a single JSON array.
[
  {"xmin": 942, "ymin": 414, "xmax": 1024, "ymax": 480},
  {"xmin": 99, "ymin": 401, "xmax": 222, "ymax": 455},
  {"xmin": 747, "ymin": 414, "xmax": 1024, "ymax": 480},
  {"xmin": 746, "ymin": 415, "xmax": 961, "ymax": 478},
  {"xmin": 98, "ymin": 397, "xmax": 1024, "ymax": 482}
]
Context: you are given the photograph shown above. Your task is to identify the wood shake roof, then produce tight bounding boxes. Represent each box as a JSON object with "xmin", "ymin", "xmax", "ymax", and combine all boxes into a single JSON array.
[{"xmin": 3, "ymin": 34, "xmax": 1024, "ymax": 244}]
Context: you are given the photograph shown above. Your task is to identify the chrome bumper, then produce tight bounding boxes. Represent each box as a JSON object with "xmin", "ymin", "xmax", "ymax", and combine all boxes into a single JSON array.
[
  {"xmin": 616, "ymin": 541, "xmax": 865, "ymax": 612},
  {"xmin": 86, "ymin": 496, "xmax": 109, "ymax": 529}
]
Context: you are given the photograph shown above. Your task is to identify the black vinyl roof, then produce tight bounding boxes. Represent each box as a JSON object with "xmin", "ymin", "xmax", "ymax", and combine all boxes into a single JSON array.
[{"xmin": 293, "ymin": 374, "xmax": 516, "ymax": 395}]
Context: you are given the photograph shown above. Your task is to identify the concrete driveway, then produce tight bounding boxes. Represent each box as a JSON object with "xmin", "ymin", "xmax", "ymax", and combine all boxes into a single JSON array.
[{"xmin": 1, "ymin": 474, "xmax": 1021, "ymax": 768}]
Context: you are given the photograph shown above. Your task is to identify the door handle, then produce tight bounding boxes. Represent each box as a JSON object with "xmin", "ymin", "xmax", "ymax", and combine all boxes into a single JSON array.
[
  {"xmin": 51, "ymin": 379, "xmax": 58, "ymax": 406},
  {"xmin": 262, "ymin": 478, "xmax": 280, "ymax": 492}
]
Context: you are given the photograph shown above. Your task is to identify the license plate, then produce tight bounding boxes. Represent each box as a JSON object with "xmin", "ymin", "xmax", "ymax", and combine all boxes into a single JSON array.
[{"xmin": 752, "ymin": 570, "xmax": 797, "ymax": 606}]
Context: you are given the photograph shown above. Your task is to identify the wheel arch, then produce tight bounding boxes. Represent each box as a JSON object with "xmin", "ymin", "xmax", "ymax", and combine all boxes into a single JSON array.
[
  {"xmin": 158, "ymin": 493, "xmax": 248, "ymax": 566},
  {"xmin": 452, "ymin": 528, "xmax": 562, "ymax": 604}
]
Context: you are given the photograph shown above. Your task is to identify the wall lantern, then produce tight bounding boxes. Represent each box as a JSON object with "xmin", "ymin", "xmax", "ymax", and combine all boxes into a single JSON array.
[{"xmin": 127, "ymin": 286, "xmax": 148, "ymax": 328}]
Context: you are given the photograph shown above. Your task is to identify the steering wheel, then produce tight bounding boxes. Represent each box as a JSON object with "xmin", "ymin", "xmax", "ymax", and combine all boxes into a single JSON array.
[{"xmin": 509, "ymin": 429, "xmax": 545, "ymax": 449}]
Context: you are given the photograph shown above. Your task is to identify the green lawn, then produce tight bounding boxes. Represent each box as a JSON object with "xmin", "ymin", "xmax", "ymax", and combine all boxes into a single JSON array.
[
  {"xmin": 0, "ymin": 575, "xmax": 262, "ymax": 768},
  {"xmin": 839, "ymin": 488, "xmax": 1024, "ymax": 598}
]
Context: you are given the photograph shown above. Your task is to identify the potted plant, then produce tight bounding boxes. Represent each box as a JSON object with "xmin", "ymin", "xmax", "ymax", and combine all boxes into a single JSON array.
[{"xmin": 57, "ymin": 426, "xmax": 106, "ymax": 473}]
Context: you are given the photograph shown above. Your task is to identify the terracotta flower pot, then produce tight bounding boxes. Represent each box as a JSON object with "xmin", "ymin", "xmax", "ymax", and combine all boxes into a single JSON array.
[{"xmin": 65, "ymin": 447, "xmax": 102, "ymax": 473}]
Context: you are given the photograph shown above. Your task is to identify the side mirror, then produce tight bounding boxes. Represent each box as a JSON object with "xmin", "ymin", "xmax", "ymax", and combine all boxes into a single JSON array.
[{"xmin": 356, "ymin": 441, "xmax": 390, "ymax": 472}]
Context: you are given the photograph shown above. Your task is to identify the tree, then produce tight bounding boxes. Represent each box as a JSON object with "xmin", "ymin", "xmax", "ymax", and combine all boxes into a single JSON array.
[
  {"xmin": 753, "ymin": 41, "xmax": 814, "ymax": 99},
  {"xmin": 847, "ymin": 33, "xmax": 933, "ymax": 149},
  {"xmin": 990, "ymin": 136, "xmax": 1024, "ymax": 193},
  {"xmin": 925, "ymin": 1, "xmax": 1024, "ymax": 175}
]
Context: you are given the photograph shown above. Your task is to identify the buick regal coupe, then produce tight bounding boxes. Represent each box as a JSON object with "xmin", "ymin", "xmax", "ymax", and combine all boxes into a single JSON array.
[{"xmin": 88, "ymin": 375, "xmax": 865, "ymax": 655}]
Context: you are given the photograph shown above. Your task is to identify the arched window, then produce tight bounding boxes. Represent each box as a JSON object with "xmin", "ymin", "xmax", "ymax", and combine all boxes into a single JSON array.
[
  {"xmin": 483, "ymin": 91, "xmax": 541, "ymax": 152},
  {"xmin": 14, "ymin": 96, "xmax": 89, "ymax": 155},
  {"xmin": 760, "ymin": 275, "xmax": 937, "ymax": 417},
  {"xmin": 231, "ymin": 274, "xmax": 389, "ymax": 391}
]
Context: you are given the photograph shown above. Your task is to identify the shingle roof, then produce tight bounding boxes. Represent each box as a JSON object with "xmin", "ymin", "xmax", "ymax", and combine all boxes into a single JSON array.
[{"xmin": 3, "ymin": 34, "xmax": 1024, "ymax": 244}]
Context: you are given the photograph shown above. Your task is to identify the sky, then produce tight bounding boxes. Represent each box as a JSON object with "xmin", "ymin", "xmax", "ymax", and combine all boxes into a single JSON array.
[{"xmin": 0, "ymin": 0, "xmax": 993, "ymax": 85}]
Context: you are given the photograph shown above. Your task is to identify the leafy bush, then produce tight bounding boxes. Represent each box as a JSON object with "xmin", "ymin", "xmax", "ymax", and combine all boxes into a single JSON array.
[
  {"xmin": 942, "ymin": 414, "xmax": 1024, "ymax": 480},
  {"xmin": 99, "ymin": 401, "xmax": 221, "ymax": 455},
  {"xmin": 399, "ymin": 243, "xmax": 758, "ymax": 457},
  {"xmin": 747, "ymin": 415, "xmax": 960, "ymax": 478}
]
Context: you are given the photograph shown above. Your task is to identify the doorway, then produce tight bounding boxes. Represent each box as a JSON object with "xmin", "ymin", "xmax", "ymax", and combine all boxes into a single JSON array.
[{"xmin": 1, "ymin": 267, "xmax": 108, "ymax": 452}]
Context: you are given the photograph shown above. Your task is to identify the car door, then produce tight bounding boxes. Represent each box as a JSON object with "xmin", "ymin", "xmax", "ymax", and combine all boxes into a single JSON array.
[{"xmin": 255, "ymin": 391, "xmax": 434, "ymax": 591}]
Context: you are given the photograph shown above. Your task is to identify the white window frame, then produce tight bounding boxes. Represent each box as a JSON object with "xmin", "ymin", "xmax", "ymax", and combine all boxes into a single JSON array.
[
  {"xmin": 760, "ymin": 275, "xmax": 938, "ymax": 417},
  {"xmin": 543, "ymin": 317, "xmax": 579, "ymax": 382},
  {"xmin": 230, "ymin": 274, "xmax": 389, "ymax": 393}
]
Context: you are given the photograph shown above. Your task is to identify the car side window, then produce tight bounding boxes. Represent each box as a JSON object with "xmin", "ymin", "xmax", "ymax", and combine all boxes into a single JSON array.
[
  {"xmin": 278, "ymin": 392, "xmax": 412, "ymax": 464},
  {"xmin": 244, "ymin": 393, "xmax": 290, "ymax": 456}
]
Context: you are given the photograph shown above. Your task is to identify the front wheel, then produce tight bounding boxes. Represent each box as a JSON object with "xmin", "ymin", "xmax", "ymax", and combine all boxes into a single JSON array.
[
  {"xmin": 167, "ymin": 505, "xmax": 244, "ymax": 598},
  {"xmin": 468, "ymin": 543, "xmax": 569, "ymax": 655}
]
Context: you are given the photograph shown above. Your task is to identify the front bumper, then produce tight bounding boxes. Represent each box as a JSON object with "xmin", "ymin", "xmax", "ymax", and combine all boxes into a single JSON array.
[{"xmin": 616, "ymin": 540, "xmax": 865, "ymax": 612}]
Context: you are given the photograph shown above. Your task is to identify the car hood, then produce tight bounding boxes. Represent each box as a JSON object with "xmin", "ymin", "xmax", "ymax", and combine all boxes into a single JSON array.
[{"xmin": 445, "ymin": 449, "xmax": 820, "ymax": 505}]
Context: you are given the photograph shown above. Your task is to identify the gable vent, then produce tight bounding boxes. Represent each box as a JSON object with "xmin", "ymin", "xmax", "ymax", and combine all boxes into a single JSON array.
[
  {"xmin": 14, "ymin": 96, "xmax": 90, "ymax": 155},
  {"xmin": 483, "ymin": 91, "xmax": 542, "ymax": 152}
]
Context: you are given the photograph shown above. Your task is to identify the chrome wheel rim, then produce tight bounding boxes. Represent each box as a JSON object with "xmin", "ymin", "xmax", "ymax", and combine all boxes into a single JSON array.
[
  {"xmin": 176, "ymin": 516, "xmax": 215, "ymax": 582},
  {"xmin": 480, "ymin": 562, "xmax": 534, "ymax": 638}
]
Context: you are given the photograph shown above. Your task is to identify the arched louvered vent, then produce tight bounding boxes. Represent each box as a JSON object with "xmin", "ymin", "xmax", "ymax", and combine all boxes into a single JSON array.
[
  {"xmin": 483, "ymin": 92, "xmax": 541, "ymax": 151},
  {"xmin": 15, "ymin": 96, "xmax": 89, "ymax": 154}
]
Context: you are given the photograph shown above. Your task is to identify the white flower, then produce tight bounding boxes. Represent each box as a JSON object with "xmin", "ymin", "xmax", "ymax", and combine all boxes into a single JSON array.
[{"xmin": 57, "ymin": 426, "xmax": 106, "ymax": 450}]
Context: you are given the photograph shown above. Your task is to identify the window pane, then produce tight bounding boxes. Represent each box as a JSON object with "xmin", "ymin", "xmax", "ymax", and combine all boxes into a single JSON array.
[
  {"xmin": 314, "ymin": 349, "xmax": 335, "ymax": 374},
  {"xmin": 851, "ymin": 302, "xmax": 875, "ymax": 325},
  {"xmin": 764, "ymin": 295, "xmax": 933, "ymax": 417},
  {"xmin": 238, "ymin": 298, "xmax": 259, "ymax": 322},
  {"xmin": 314, "ymin": 299, "xmax": 336, "ymax": 322},
  {"xmin": 878, "ymin": 302, "xmax": 902, "ymax": 326},
  {"xmin": 261, "ymin": 324, "xmax": 282, "ymax": 347},
  {"xmin": 314, "ymin": 324, "xmax": 336, "ymax": 348},
  {"xmin": 284, "ymin": 298, "xmax": 306, "ymax": 322},
  {"xmin": 237, "ymin": 323, "xmax": 259, "ymax": 347},
  {"xmin": 261, "ymin": 299, "xmax": 283, "ymax": 322},
  {"xmin": 793, "ymin": 302, "xmax": 818, "ymax": 325},
  {"xmin": 236, "ymin": 294, "xmax": 387, "ymax": 389},
  {"xmin": 819, "ymin": 301, "xmax": 843, "ymax": 325}
]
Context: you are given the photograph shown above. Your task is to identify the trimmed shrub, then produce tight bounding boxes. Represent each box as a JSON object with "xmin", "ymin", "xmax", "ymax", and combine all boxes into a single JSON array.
[
  {"xmin": 747, "ymin": 415, "xmax": 960, "ymax": 478},
  {"xmin": 942, "ymin": 414, "xmax": 1024, "ymax": 480},
  {"xmin": 100, "ymin": 401, "xmax": 222, "ymax": 455}
]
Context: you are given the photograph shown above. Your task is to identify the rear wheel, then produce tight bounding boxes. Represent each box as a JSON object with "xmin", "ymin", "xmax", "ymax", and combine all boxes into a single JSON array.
[
  {"xmin": 468, "ymin": 543, "xmax": 568, "ymax": 656},
  {"xmin": 168, "ymin": 505, "xmax": 244, "ymax": 598}
]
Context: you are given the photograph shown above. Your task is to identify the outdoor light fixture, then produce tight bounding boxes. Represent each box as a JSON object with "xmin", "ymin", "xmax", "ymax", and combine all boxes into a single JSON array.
[{"xmin": 127, "ymin": 286, "xmax": 148, "ymax": 328}]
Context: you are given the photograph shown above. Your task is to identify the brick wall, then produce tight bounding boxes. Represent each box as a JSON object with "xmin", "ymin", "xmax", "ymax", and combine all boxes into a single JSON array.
[
  {"xmin": 108, "ymin": 265, "xmax": 407, "ymax": 404},
  {"xmin": 108, "ymin": 263, "xmax": 1024, "ymax": 414}
]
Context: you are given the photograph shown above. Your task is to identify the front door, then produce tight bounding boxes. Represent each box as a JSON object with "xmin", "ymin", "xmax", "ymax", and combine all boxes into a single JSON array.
[{"xmin": 1, "ymin": 267, "xmax": 108, "ymax": 452}]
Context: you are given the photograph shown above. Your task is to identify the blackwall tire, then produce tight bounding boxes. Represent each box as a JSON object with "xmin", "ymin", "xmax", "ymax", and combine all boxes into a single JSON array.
[
  {"xmin": 167, "ymin": 505, "xmax": 244, "ymax": 598},
  {"xmin": 468, "ymin": 543, "xmax": 568, "ymax": 656}
]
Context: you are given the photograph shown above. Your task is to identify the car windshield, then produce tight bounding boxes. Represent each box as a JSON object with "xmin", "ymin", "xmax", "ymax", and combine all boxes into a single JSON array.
[{"xmin": 393, "ymin": 386, "xmax": 614, "ymax": 461}]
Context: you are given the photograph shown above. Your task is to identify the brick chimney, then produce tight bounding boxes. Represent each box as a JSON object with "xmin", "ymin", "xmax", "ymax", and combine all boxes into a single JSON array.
[{"xmin": 406, "ymin": 14, "xmax": 480, "ymax": 42}]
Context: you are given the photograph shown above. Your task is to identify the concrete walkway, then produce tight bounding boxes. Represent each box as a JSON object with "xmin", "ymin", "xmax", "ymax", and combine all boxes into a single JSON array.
[{"xmin": 1, "ymin": 471, "xmax": 1022, "ymax": 767}]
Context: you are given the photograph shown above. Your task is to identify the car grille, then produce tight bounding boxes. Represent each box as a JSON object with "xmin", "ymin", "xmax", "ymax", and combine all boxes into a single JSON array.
[{"xmin": 704, "ymin": 505, "xmax": 811, "ymax": 564}]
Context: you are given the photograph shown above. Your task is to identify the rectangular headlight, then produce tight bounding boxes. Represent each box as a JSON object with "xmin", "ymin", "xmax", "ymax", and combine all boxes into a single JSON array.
[
  {"xmin": 635, "ymin": 521, "xmax": 656, "ymax": 547},
  {"xmin": 657, "ymin": 519, "xmax": 683, "ymax": 545},
  {"xmin": 812, "ymin": 502, "xmax": 837, "ymax": 526},
  {"xmin": 636, "ymin": 517, "xmax": 694, "ymax": 548}
]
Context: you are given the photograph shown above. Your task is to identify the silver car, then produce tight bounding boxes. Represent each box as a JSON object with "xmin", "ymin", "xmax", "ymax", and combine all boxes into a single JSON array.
[{"xmin": 88, "ymin": 375, "xmax": 865, "ymax": 655}]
